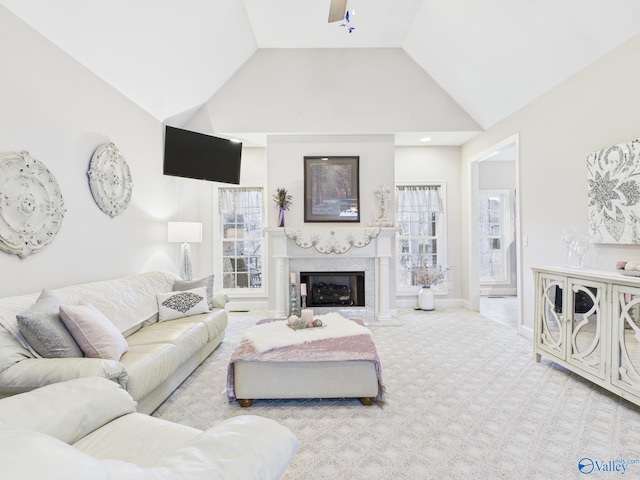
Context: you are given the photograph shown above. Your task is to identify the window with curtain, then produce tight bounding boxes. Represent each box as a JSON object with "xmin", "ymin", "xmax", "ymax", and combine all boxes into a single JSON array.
[
  {"xmin": 396, "ymin": 184, "xmax": 446, "ymax": 288},
  {"xmin": 218, "ymin": 187, "xmax": 264, "ymax": 289}
]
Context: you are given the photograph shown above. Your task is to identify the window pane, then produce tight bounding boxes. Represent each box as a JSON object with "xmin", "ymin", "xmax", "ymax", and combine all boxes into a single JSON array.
[
  {"xmin": 219, "ymin": 188, "xmax": 264, "ymax": 289},
  {"xmin": 478, "ymin": 192, "xmax": 508, "ymax": 283},
  {"xmin": 396, "ymin": 185, "xmax": 444, "ymax": 288}
]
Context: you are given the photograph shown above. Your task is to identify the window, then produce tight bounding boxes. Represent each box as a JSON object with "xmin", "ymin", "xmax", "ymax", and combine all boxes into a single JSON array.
[
  {"xmin": 396, "ymin": 185, "xmax": 446, "ymax": 288},
  {"xmin": 218, "ymin": 187, "xmax": 264, "ymax": 289},
  {"xmin": 478, "ymin": 190, "xmax": 510, "ymax": 284}
]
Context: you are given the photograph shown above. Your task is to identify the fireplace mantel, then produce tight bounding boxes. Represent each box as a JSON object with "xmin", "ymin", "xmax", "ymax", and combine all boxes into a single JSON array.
[{"xmin": 265, "ymin": 227, "xmax": 398, "ymax": 323}]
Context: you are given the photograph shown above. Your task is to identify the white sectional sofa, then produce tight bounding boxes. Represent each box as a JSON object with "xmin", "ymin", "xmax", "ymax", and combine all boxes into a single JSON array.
[
  {"xmin": 0, "ymin": 377, "xmax": 298, "ymax": 479},
  {"xmin": 0, "ymin": 271, "xmax": 228, "ymax": 413}
]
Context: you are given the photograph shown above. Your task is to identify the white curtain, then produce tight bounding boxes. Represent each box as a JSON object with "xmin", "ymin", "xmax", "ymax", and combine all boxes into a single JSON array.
[
  {"xmin": 395, "ymin": 185, "xmax": 442, "ymax": 214},
  {"xmin": 218, "ymin": 187, "xmax": 263, "ymax": 215}
]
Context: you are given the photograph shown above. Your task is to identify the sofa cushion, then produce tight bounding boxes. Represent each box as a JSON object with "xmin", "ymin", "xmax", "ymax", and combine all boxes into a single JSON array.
[
  {"xmin": 0, "ymin": 377, "xmax": 136, "ymax": 444},
  {"xmin": 74, "ymin": 413, "xmax": 201, "ymax": 464},
  {"xmin": 157, "ymin": 288, "xmax": 209, "ymax": 322},
  {"xmin": 126, "ymin": 320, "xmax": 208, "ymax": 365},
  {"xmin": 119, "ymin": 343, "xmax": 181, "ymax": 401},
  {"xmin": 173, "ymin": 275, "xmax": 214, "ymax": 309},
  {"xmin": 16, "ymin": 290, "xmax": 83, "ymax": 358},
  {"xmin": 60, "ymin": 303, "xmax": 128, "ymax": 361},
  {"xmin": 0, "ymin": 422, "xmax": 111, "ymax": 480}
]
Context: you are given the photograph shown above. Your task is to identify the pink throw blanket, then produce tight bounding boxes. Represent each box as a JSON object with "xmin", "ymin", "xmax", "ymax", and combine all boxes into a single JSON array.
[{"xmin": 226, "ymin": 318, "xmax": 385, "ymax": 404}]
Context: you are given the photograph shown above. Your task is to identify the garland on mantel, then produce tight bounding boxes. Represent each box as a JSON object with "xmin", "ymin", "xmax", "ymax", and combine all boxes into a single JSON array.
[{"xmin": 284, "ymin": 227, "xmax": 381, "ymax": 254}]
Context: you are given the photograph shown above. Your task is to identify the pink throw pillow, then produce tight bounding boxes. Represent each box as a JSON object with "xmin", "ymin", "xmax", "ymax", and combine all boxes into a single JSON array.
[{"xmin": 59, "ymin": 303, "xmax": 128, "ymax": 361}]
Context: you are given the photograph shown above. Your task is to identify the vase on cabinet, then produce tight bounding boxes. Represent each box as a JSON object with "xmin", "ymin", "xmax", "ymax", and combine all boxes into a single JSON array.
[
  {"xmin": 419, "ymin": 286, "xmax": 434, "ymax": 311},
  {"xmin": 277, "ymin": 207, "xmax": 286, "ymax": 227}
]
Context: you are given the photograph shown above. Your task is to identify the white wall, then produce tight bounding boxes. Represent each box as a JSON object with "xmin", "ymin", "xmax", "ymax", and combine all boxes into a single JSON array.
[
  {"xmin": 395, "ymin": 146, "xmax": 463, "ymax": 303},
  {"xmin": 461, "ymin": 31, "xmax": 640, "ymax": 333},
  {"xmin": 0, "ymin": 7, "xmax": 203, "ymax": 296},
  {"xmin": 264, "ymin": 135, "xmax": 396, "ymax": 312},
  {"xmin": 201, "ymin": 48, "xmax": 480, "ymax": 136}
]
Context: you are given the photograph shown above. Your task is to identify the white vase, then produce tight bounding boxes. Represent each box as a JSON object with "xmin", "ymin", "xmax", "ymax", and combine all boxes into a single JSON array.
[{"xmin": 419, "ymin": 286, "xmax": 434, "ymax": 311}]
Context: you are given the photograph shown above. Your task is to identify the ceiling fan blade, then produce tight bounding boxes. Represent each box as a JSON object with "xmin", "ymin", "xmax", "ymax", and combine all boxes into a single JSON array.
[{"xmin": 328, "ymin": 0, "xmax": 348, "ymax": 23}]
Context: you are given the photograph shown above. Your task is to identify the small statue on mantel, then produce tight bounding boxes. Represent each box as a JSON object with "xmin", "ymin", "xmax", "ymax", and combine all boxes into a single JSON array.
[{"xmin": 369, "ymin": 184, "xmax": 393, "ymax": 227}]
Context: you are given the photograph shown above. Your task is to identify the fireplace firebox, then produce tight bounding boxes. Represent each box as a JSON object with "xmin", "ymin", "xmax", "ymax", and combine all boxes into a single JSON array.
[{"xmin": 300, "ymin": 271, "xmax": 365, "ymax": 307}]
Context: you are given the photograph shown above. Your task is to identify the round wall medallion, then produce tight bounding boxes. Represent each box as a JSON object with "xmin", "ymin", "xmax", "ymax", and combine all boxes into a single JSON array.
[
  {"xmin": 0, "ymin": 151, "xmax": 66, "ymax": 259},
  {"xmin": 87, "ymin": 143, "xmax": 133, "ymax": 218}
]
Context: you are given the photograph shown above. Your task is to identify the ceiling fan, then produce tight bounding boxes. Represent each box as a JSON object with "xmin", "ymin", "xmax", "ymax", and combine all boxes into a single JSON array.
[{"xmin": 328, "ymin": 0, "xmax": 348, "ymax": 23}]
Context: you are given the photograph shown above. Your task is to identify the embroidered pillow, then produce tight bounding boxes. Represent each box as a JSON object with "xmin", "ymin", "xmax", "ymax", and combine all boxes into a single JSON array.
[
  {"xmin": 16, "ymin": 290, "xmax": 83, "ymax": 358},
  {"xmin": 173, "ymin": 275, "xmax": 214, "ymax": 309},
  {"xmin": 157, "ymin": 287, "xmax": 209, "ymax": 322},
  {"xmin": 59, "ymin": 303, "xmax": 129, "ymax": 361}
]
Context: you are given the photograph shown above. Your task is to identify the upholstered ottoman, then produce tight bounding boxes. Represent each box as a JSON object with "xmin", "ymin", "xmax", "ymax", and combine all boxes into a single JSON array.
[{"xmin": 227, "ymin": 313, "xmax": 384, "ymax": 407}]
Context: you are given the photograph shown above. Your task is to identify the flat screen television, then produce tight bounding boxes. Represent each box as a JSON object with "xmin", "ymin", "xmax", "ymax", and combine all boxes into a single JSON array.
[{"xmin": 163, "ymin": 126, "xmax": 242, "ymax": 185}]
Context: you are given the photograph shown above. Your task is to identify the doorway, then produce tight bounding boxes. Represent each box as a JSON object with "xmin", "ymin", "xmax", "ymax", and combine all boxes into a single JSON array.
[{"xmin": 468, "ymin": 135, "xmax": 522, "ymax": 332}]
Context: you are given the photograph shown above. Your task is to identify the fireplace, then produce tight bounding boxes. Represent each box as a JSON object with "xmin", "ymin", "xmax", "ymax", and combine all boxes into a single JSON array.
[
  {"xmin": 265, "ymin": 227, "xmax": 397, "ymax": 323},
  {"xmin": 301, "ymin": 271, "xmax": 365, "ymax": 307}
]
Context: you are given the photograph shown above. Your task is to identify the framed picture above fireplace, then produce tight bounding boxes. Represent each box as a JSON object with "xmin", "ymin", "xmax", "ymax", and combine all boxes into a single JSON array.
[{"xmin": 304, "ymin": 156, "xmax": 360, "ymax": 222}]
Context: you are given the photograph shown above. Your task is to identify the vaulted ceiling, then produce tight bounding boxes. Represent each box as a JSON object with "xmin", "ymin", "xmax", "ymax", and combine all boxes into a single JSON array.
[{"xmin": 3, "ymin": 0, "xmax": 640, "ymax": 146}]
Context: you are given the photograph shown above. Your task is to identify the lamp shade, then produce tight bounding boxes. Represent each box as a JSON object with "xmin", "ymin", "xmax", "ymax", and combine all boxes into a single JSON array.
[{"xmin": 168, "ymin": 222, "xmax": 202, "ymax": 243}]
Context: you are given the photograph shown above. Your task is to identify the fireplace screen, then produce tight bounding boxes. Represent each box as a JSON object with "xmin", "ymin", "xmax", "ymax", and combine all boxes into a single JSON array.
[{"xmin": 300, "ymin": 271, "xmax": 365, "ymax": 307}]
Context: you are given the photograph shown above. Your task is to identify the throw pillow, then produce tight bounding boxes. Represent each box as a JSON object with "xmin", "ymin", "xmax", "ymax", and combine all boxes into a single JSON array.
[
  {"xmin": 16, "ymin": 290, "xmax": 83, "ymax": 358},
  {"xmin": 59, "ymin": 303, "xmax": 129, "ymax": 361},
  {"xmin": 173, "ymin": 275, "xmax": 214, "ymax": 308},
  {"xmin": 157, "ymin": 287, "xmax": 209, "ymax": 322},
  {"xmin": 211, "ymin": 291, "xmax": 230, "ymax": 309}
]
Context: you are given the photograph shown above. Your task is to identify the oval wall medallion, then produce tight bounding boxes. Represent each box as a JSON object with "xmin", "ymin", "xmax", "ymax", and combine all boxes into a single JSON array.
[
  {"xmin": 0, "ymin": 151, "xmax": 66, "ymax": 259},
  {"xmin": 87, "ymin": 143, "xmax": 134, "ymax": 218}
]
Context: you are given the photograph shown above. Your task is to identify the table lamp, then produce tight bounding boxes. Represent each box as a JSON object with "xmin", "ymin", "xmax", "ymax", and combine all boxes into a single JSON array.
[{"xmin": 168, "ymin": 222, "xmax": 202, "ymax": 280}]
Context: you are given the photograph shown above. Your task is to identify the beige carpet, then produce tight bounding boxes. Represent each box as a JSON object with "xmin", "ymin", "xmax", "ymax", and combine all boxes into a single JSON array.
[{"xmin": 153, "ymin": 308, "xmax": 640, "ymax": 479}]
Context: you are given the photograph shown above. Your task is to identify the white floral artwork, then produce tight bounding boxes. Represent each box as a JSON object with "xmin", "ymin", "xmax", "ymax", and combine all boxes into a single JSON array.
[
  {"xmin": 87, "ymin": 143, "xmax": 133, "ymax": 218},
  {"xmin": 0, "ymin": 151, "xmax": 66, "ymax": 258},
  {"xmin": 587, "ymin": 137, "xmax": 640, "ymax": 244}
]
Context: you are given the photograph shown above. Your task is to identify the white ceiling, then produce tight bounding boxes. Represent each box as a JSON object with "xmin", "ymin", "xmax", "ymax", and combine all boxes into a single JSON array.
[{"xmin": 2, "ymin": 0, "xmax": 640, "ymax": 146}]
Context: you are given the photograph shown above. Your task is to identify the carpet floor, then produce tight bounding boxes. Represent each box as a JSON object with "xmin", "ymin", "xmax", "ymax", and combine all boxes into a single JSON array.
[{"xmin": 153, "ymin": 308, "xmax": 640, "ymax": 479}]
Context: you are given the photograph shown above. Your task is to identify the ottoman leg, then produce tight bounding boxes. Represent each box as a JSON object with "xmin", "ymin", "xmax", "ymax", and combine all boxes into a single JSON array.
[
  {"xmin": 238, "ymin": 399, "xmax": 254, "ymax": 408},
  {"xmin": 359, "ymin": 397, "xmax": 374, "ymax": 406}
]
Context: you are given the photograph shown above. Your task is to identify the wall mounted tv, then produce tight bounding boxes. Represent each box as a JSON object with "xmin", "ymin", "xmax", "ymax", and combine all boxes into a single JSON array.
[{"xmin": 163, "ymin": 126, "xmax": 242, "ymax": 185}]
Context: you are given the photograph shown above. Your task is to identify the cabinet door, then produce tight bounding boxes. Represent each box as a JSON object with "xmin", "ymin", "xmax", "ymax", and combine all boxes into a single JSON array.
[
  {"xmin": 567, "ymin": 279, "xmax": 606, "ymax": 379},
  {"xmin": 535, "ymin": 273, "xmax": 566, "ymax": 359},
  {"xmin": 611, "ymin": 285, "xmax": 640, "ymax": 398}
]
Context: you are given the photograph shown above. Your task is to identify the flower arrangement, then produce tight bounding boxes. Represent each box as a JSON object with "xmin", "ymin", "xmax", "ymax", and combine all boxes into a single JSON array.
[
  {"xmin": 273, "ymin": 188, "xmax": 292, "ymax": 210},
  {"xmin": 415, "ymin": 261, "xmax": 452, "ymax": 288}
]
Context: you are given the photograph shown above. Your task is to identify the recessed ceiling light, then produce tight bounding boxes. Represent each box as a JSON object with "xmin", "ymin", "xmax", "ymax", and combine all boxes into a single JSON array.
[
  {"xmin": 230, "ymin": 138, "xmax": 241, "ymax": 143},
  {"xmin": 420, "ymin": 137, "xmax": 432, "ymax": 142}
]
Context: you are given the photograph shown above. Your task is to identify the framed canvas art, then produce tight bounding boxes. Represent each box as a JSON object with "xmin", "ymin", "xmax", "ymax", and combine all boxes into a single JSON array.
[
  {"xmin": 587, "ymin": 137, "xmax": 640, "ymax": 244},
  {"xmin": 304, "ymin": 156, "xmax": 360, "ymax": 222}
]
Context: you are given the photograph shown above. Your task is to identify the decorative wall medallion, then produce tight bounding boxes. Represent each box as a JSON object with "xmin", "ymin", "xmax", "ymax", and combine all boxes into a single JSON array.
[
  {"xmin": 0, "ymin": 151, "xmax": 66, "ymax": 259},
  {"xmin": 587, "ymin": 137, "xmax": 640, "ymax": 244},
  {"xmin": 87, "ymin": 143, "xmax": 133, "ymax": 218}
]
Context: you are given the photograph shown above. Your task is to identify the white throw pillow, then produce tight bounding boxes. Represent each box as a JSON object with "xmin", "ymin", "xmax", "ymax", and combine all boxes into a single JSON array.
[
  {"xmin": 157, "ymin": 287, "xmax": 209, "ymax": 322},
  {"xmin": 59, "ymin": 303, "xmax": 129, "ymax": 361}
]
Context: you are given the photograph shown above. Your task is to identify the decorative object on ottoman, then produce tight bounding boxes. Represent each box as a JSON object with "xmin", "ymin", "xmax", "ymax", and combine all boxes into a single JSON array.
[{"xmin": 0, "ymin": 151, "xmax": 66, "ymax": 259}]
